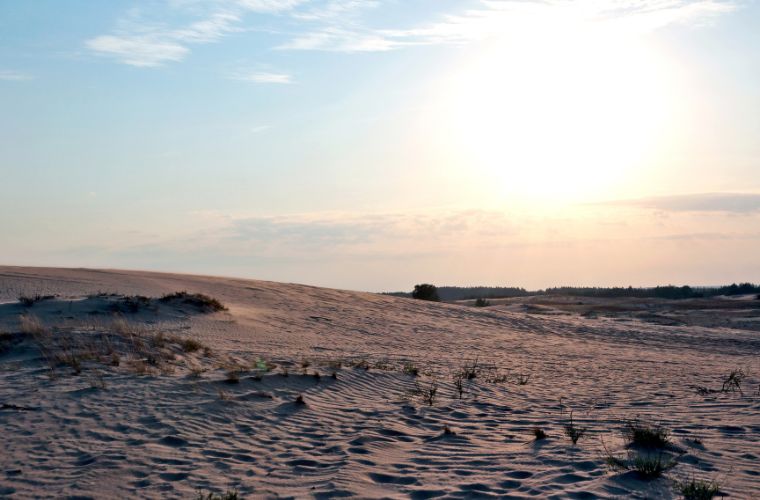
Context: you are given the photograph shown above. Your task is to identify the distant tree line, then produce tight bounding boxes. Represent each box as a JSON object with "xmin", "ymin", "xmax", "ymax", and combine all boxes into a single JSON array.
[
  {"xmin": 543, "ymin": 283, "xmax": 760, "ymax": 299},
  {"xmin": 385, "ymin": 282, "xmax": 760, "ymax": 302}
]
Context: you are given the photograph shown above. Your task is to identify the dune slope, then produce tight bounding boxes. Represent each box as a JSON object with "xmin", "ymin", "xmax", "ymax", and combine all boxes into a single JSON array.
[{"xmin": 1, "ymin": 267, "xmax": 758, "ymax": 499}]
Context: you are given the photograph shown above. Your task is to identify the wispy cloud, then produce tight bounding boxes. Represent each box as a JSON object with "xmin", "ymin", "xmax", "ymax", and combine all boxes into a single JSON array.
[
  {"xmin": 0, "ymin": 70, "xmax": 33, "ymax": 81},
  {"xmin": 85, "ymin": 0, "xmax": 737, "ymax": 65},
  {"xmin": 231, "ymin": 71, "xmax": 293, "ymax": 84},
  {"xmin": 282, "ymin": 0, "xmax": 737, "ymax": 52},
  {"xmin": 86, "ymin": 10, "xmax": 241, "ymax": 67},
  {"xmin": 600, "ymin": 193, "xmax": 760, "ymax": 213}
]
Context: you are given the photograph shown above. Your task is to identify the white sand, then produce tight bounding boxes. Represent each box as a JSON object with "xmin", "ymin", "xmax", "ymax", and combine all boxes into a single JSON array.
[{"xmin": 1, "ymin": 266, "xmax": 758, "ymax": 499}]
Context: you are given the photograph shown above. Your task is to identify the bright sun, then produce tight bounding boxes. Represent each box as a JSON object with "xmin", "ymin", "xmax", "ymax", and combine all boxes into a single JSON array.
[{"xmin": 428, "ymin": 17, "xmax": 676, "ymax": 203}]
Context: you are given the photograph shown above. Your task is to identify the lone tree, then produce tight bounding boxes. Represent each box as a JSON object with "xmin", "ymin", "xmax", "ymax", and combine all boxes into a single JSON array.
[{"xmin": 412, "ymin": 284, "xmax": 440, "ymax": 302}]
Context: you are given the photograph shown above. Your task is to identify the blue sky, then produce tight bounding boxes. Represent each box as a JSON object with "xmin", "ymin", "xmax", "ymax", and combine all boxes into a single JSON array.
[{"xmin": 1, "ymin": 0, "xmax": 759, "ymax": 290}]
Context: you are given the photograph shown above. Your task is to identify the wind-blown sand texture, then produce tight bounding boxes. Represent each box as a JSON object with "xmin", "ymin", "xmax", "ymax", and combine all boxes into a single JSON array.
[{"xmin": 1, "ymin": 267, "xmax": 758, "ymax": 499}]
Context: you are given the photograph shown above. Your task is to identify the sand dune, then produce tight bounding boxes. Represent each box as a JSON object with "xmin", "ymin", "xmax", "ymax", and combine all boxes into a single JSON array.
[{"xmin": 1, "ymin": 267, "xmax": 758, "ymax": 498}]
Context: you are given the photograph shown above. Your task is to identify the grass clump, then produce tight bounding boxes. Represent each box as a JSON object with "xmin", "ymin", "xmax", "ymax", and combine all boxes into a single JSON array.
[
  {"xmin": 196, "ymin": 490, "xmax": 239, "ymax": 500},
  {"xmin": 461, "ymin": 357, "xmax": 480, "ymax": 380},
  {"xmin": 624, "ymin": 420, "xmax": 670, "ymax": 449},
  {"xmin": 605, "ymin": 451, "xmax": 678, "ymax": 479},
  {"xmin": 180, "ymin": 338, "xmax": 204, "ymax": 353},
  {"xmin": 474, "ymin": 297, "xmax": 490, "ymax": 307},
  {"xmin": 674, "ymin": 477, "xmax": 721, "ymax": 499},
  {"xmin": 159, "ymin": 291, "xmax": 227, "ymax": 312},
  {"xmin": 532, "ymin": 427, "xmax": 547, "ymax": 440},
  {"xmin": 402, "ymin": 362, "xmax": 419, "ymax": 377},
  {"xmin": 515, "ymin": 373, "xmax": 531, "ymax": 385}
]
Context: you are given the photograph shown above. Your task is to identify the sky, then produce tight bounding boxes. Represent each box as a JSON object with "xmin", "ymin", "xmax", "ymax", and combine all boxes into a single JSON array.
[{"xmin": 1, "ymin": 0, "xmax": 759, "ymax": 291}]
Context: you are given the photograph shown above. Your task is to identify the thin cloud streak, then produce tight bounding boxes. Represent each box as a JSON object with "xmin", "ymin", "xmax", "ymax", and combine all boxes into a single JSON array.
[
  {"xmin": 231, "ymin": 71, "xmax": 293, "ymax": 84},
  {"xmin": 0, "ymin": 70, "xmax": 33, "ymax": 81}
]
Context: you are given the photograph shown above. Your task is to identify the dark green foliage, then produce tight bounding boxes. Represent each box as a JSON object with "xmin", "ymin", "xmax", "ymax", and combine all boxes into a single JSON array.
[{"xmin": 412, "ymin": 284, "xmax": 440, "ymax": 302}]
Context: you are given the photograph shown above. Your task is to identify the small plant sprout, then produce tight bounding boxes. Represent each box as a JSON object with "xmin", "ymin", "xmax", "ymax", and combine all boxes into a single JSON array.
[
  {"xmin": 515, "ymin": 373, "xmax": 531, "ymax": 385},
  {"xmin": 411, "ymin": 380, "xmax": 438, "ymax": 406},
  {"xmin": 533, "ymin": 427, "xmax": 547, "ymax": 440},
  {"xmin": 564, "ymin": 411, "xmax": 586, "ymax": 445},
  {"xmin": 461, "ymin": 356, "xmax": 480, "ymax": 380},
  {"xmin": 721, "ymin": 368, "xmax": 745, "ymax": 394},
  {"xmin": 453, "ymin": 371, "xmax": 465, "ymax": 399},
  {"xmin": 295, "ymin": 394, "xmax": 306, "ymax": 405}
]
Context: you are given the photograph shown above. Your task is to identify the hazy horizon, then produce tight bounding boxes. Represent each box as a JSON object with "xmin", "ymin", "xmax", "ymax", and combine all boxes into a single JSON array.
[{"xmin": 2, "ymin": 0, "xmax": 759, "ymax": 291}]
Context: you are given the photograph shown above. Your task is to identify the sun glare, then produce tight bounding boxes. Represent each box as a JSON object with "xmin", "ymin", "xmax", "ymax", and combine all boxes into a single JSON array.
[{"xmin": 430, "ymin": 18, "xmax": 675, "ymax": 203}]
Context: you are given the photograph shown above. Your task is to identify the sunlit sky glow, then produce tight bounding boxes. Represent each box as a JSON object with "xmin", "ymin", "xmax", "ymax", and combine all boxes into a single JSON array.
[{"xmin": 1, "ymin": 0, "xmax": 759, "ymax": 291}]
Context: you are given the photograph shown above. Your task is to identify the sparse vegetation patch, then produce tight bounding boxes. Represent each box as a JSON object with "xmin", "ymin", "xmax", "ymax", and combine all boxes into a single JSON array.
[
  {"xmin": 159, "ymin": 291, "xmax": 228, "ymax": 312},
  {"xmin": 18, "ymin": 294, "xmax": 55, "ymax": 307}
]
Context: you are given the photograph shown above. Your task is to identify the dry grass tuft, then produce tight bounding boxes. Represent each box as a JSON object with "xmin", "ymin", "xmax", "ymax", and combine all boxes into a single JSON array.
[
  {"xmin": 564, "ymin": 411, "xmax": 586, "ymax": 445},
  {"xmin": 159, "ymin": 291, "xmax": 227, "ymax": 312},
  {"xmin": 180, "ymin": 338, "xmax": 204, "ymax": 353},
  {"xmin": 623, "ymin": 420, "xmax": 670, "ymax": 449}
]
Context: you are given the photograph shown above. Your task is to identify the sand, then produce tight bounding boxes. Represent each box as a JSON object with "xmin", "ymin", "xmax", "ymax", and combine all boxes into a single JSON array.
[{"xmin": 0, "ymin": 266, "xmax": 758, "ymax": 499}]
